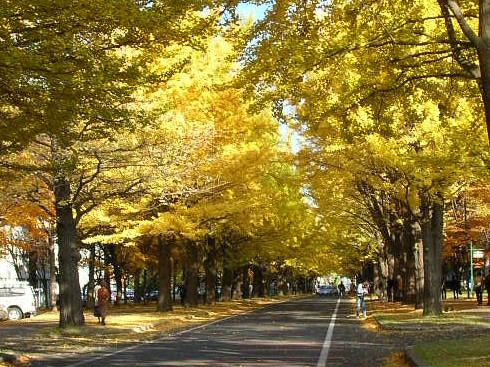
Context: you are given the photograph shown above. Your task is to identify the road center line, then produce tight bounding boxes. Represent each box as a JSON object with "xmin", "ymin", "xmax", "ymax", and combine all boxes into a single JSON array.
[{"xmin": 316, "ymin": 297, "xmax": 340, "ymax": 367}]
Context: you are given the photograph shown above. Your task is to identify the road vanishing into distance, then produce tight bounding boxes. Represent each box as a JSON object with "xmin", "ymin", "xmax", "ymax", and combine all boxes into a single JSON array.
[{"xmin": 29, "ymin": 296, "xmax": 401, "ymax": 367}]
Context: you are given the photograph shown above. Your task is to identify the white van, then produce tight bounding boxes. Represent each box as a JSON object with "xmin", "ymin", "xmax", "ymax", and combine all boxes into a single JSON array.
[{"xmin": 0, "ymin": 281, "xmax": 37, "ymax": 320}]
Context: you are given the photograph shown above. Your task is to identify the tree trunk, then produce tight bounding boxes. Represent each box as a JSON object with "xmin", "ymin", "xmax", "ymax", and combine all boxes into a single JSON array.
[
  {"xmin": 401, "ymin": 219, "xmax": 419, "ymax": 305},
  {"xmin": 106, "ymin": 244, "xmax": 123, "ymax": 305},
  {"xmin": 48, "ymin": 232, "xmax": 58, "ymax": 311},
  {"xmin": 441, "ymin": 0, "xmax": 490, "ymax": 142},
  {"xmin": 252, "ymin": 264, "xmax": 265, "ymax": 297},
  {"xmin": 476, "ymin": 0, "xmax": 490, "ymax": 143},
  {"xmin": 134, "ymin": 268, "xmax": 142, "ymax": 303},
  {"xmin": 412, "ymin": 222, "xmax": 425, "ymax": 309},
  {"xmin": 241, "ymin": 266, "xmax": 250, "ymax": 299},
  {"xmin": 221, "ymin": 243, "xmax": 233, "ymax": 301},
  {"xmin": 55, "ymin": 175, "xmax": 85, "ymax": 327},
  {"xmin": 102, "ymin": 247, "xmax": 112, "ymax": 300},
  {"xmin": 204, "ymin": 237, "xmax": 217, "ymax": 306},
  {"xmin": 86, "ymin": 244, "xmax": 96, "ymax": 310},
  {"xmin": 184, "ymin": 241, "xmax": 199, "ymax": 307},
  {"xmin": 421, "ymin": 190, "xmax": 443, "ymax": 316},
  {"xmin": 157, "ymin": 235, "xmax": 172, "ymax": 312}
]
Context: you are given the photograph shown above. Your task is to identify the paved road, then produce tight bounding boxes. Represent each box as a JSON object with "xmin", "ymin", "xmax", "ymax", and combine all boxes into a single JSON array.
[{"xmin": 28, "ymin": 297, "xmax": 399, "ymax": 367}]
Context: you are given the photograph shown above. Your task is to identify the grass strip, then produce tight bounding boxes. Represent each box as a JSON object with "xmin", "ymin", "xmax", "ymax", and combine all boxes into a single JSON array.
[{"xmin": 411, "ymin": 336, "xmax": 490, "ymax": 367}]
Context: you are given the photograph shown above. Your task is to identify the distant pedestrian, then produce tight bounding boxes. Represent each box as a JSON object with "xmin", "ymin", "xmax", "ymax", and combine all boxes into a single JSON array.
[
  {"xmin": 452, "ymin": 275, "xmax": 460, "ymax": 299},
  {"xmin": 97, "ymin": 280, "xmax": 110, "ymax": 325},
  {"xmin": 338, "ymin": 282, "xmax": 345, "ymax": 298},
  {"xmin": 179, "ymin": 284, "xmax": 186, "ymax": 305},
  {"xmin": 94, "ymin": 282, "xmax": 101, "ymax": 322},
  {"xmin": 387, "ymin": 278, "xmax": 394, "ymax": 302},
  {"xmin": 475, "ymin": 271, "xmax": 483, "ymax": 305},
  {"xmin": 441, "ymin": 277, "xmax": 447, "ymax": 300},
  {"xmin": 356, "ymin": 280, "xmax": 369, "ymax": 318},
  {"xmin": 485, "ymin": 273, "xmax": 490, "ymax": 306}
]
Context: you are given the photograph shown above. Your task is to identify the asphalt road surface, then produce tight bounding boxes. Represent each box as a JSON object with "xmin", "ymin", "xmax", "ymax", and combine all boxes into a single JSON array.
[{"xmin": 29, "ymin": 296, "xmax": 400, "ymax": 367}]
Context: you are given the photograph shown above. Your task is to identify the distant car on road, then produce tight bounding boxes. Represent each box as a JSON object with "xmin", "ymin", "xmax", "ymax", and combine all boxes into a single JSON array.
[{"xmin": 317, "ymin": 285, "xmax": 338, "ymax": 297}]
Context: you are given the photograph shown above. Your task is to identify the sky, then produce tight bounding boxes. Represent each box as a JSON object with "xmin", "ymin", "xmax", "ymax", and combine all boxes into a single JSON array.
[
  {"xmin": 235, "ymin": 2, "xmax": 302, "ymax": 153},
  {"xmin": 236, "ymin": 2, "xmax": 269, "ymax": 21}
]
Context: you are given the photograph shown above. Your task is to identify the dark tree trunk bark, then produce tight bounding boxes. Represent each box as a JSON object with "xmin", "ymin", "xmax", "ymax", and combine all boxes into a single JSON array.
[
  {"xmin": 28, "ymin": 251, "xmax": 38, "ymax": 289},
  {"xmin": 401, "ymin": 219, "xmax": 419, "ymax": 305},
  {"xmin": 204, "ymin": 237, "xmax": 217, "ymax": 306},
  {"xmin": 184, "ymin": 241, "xmax": 199, "ymax": 307},
  {"xmin": 134, "ymin": 268, "xmax": 142, "ymax": 303},
  {"xmin": 412, "ymin": 222, "xmax": 425, "ymax": 310},
  {"xmin": 157, "ymin": 235, "xmax": 172, "ymax": 312},
  {"xmin": 55, "ymin": 175, "xmax": 85, "ymax": 327},
  {"xmin": 86, "ymin": 244, "xmax": 96, "ymax": 310},
  {"xmin": 142, "ymin": 269, "xmax": 148, "ymax": 304},
  {"xmin": 107, "ymin": 244, "xmax": 123, "ymax": 305},
  {"xmin": 241, "ymin": 266, "xmax": 250, "ymax": 299},
  {"xmin": 440, "ymin": 0, "xmax": 490, "ymax": 142},
  {"xmin": 252, "ymin": 264, "xmax": 265, "ymax": 297},
  {"xmin": 48, "ymin": 231, "xmax": 58, "ymax": 311},
  {"xmin": 221, "ymin": 243, "xmax": 233, "ymax": 301},
  {"xmin": 421, "ymin": 190, "xmax": 444, "ymax": 316}
]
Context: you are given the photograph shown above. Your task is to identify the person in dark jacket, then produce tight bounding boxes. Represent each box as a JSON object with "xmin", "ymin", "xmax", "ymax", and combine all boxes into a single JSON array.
[{"xmin": 485, "ymin": 273, "xmax": 490, "ymax": 306}]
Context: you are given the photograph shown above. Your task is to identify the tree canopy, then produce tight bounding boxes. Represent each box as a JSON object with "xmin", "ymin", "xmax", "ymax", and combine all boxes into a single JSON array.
[{"xmin": 1, "ymin": 0, "xmax": 489, "ymax": 323}]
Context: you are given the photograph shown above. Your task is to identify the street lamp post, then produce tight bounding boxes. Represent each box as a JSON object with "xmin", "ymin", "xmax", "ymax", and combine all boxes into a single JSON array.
[{"xmin": 467, "ymin": 242, "xmax": 485, "ymax": 299}]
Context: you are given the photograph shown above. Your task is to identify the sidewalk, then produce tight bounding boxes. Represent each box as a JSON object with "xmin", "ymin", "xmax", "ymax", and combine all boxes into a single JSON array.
[{"xmin": 370, "ymin": 298, "xmax": 490, "ymax": 367}]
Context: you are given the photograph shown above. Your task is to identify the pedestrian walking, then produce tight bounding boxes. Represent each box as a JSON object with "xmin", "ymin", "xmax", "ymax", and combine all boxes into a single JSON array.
[
  {"xmin": 179, "ymin": 283, "xmax": 186, "ymax": 305},
  {"xmin": 485, "ymin": 273, "xmax": 490, "ymax": 306},
  {"xmin": 475, "ymin": 271, "xmax": 483, "ymax": 306},
  {"xmin": 97, "ymin": 280, "xmax": 110, "ymax": 325},
  {"xmin": 387, "ymin": 277, "xmax": 394, "ymax": 302},
  {"xmin": 452, "ymin": 274, "xmax": 460, "ymax": 299},
  {"xmin": 356, "ymin": 280, "xmax": 369, "ymax": 318},
  {"xmin": 94, "ymin": 282, "xmax": 101, "ymax": 322},
  {"xmin": 338, "ymin": 281, "xmax": 345, "ymax": 298}
]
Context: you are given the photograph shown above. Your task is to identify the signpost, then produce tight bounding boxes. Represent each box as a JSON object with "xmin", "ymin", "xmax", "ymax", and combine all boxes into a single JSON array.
[{"xmin": 468, "ymin": 242, "xmax": 485, "ymax": 298}]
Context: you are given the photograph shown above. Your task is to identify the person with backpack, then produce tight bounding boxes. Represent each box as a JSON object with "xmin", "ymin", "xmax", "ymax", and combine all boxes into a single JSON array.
[{"xmin": 356, "ymin": 280, "xmax": 369, "ymax": 318}]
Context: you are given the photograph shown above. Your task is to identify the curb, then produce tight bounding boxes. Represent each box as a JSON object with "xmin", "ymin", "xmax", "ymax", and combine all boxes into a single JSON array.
[
  {"xmin": 373, "ymin": 316, "xmax": 426, "ymax": 367},
  {"xmin": 0, "ymin": 352, "xmax": 22, "ymax": 364},
  {"xmin": 405, "ymin": 347, "xmax": 427, "ymax": 367}
]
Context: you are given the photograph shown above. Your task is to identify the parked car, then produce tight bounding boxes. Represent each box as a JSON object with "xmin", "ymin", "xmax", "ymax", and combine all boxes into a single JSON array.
[
  {"xmin": 146, "ymin": 290, "xmax": 158, "ymax": 301},
  {"xmin": 317, "ymin": 285, "xmax": 338, "ymax": 297},
  {"xmin": 0, "ymin": 282, "xmax": 37, "ymax": 320}
]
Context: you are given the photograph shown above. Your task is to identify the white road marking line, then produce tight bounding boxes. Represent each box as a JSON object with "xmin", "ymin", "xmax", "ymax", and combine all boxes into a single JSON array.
[
  {"xmin": 66, "ymin": 300, "xmax": 290, "ymax": 367},
  {"xmin": 316, "ymin": 297, "xmax": 340, "ymax": 367}
]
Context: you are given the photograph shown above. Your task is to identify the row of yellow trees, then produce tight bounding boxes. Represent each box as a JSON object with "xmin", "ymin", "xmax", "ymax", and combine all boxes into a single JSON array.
[
  {"xmin": 239, "ymin": 0, "xmax": 490, "ymax": 315},
  {"xmin": 0, "ymin": 1, "xmax": 339, "ymax": 327},
  {"xmin": 1, "ymin": 1, "xmax": 490, "ymax": 327}
]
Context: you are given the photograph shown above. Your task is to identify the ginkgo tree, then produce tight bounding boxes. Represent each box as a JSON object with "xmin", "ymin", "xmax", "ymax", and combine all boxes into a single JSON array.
[
  {"xmin": 238, "ymin": 0, "xmax": 489, "ymax": 315},
  {"xmin": 80, "ymin": 32, "xmax": 316, "ymax": 310},
  {"xmin": 0, "ymin": 1, "xmax": 236, "ymax": 327}
]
